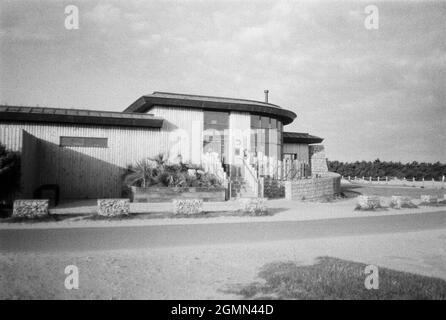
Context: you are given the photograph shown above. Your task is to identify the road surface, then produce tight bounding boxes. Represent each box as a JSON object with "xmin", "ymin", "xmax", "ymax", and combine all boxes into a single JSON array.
[{"xmin": 1, "ymin": 211, "xmax": 445, "ymax": 252}]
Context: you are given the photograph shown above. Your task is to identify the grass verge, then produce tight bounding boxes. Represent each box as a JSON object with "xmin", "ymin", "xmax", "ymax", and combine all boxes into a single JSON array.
[{"xmin": 227, "ymin": 256, "xmax": 446, "ymax": 299}]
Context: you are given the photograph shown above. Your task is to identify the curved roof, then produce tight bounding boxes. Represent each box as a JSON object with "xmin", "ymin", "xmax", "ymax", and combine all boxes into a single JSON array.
[
  {"xmin": 0, "ymin": 105, "xmax": 164, "ymax": 128},
  {"xmin": 124, "ymin": 92, "xmax": 297, "ymax": 125},
  {"xmin": 283, "ymin": 132, "xmax": 324, "ymax": 144}
]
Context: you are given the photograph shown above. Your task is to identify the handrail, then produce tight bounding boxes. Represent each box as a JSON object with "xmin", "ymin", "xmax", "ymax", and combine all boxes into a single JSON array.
[
  {"xmin": 242, "ymin": 158, "xmax": 258, "ymax": 182},
  {"xmin": 242, "ymin": 157, "xmax": 259, "ymax": 197}
]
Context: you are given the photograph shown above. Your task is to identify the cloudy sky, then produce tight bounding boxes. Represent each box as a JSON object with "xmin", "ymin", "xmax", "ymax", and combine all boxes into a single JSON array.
[{"xmin": 1, "ymin": 0, "xmax": 445, "ymax": 162}]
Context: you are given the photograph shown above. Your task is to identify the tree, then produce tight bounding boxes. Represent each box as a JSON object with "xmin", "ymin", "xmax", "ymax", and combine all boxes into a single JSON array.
[
  {"xmin": 0, "ymin": 143, "xmax": 21, "ymax": 202},
  {"xmin": 327, "ymin": 159, "xmax": 446, "ymax": 180}
]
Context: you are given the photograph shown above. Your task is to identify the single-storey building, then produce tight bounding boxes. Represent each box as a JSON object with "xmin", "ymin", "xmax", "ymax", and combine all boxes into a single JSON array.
[{"xmin": 0, "ymin": 91, "xmax": 327, "ymax": 199}]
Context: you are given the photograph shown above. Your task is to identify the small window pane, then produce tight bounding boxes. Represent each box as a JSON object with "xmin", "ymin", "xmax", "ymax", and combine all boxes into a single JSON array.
[
  {"xmin": 60, "ymin": 136, "xmax": 108, "ymax": 148},
  {"xmin": 204, "ymin": 111, "xmax": 229, "ymax": 126},
  {"xmin": 270, "ymin": 118, "xmax": 277, "ymax": 129},
  {"xmin": 261, "ymin": 116, "xmax": 269, "ymax": 128},
  {"xmin": 250, "ymin": 115, "xmax": 261, "ymax": 128}
]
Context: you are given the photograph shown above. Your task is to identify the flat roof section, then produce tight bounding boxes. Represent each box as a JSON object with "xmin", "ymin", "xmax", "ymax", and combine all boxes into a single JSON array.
[
  {"xmin": 125, "ymin": 92, "xmax": 297, "ymax": 125},
  {"xmin": 0, "ymin": 105, "xmax": 164, "ymax": 128},
  {"xmin": 283, "ymin": 132, "xmax": 324, "ymax": 144}
]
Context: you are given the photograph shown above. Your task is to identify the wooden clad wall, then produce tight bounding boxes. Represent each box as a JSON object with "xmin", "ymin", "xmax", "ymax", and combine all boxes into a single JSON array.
[
  {"xmin": 0, "ymin": 122, "xmax": 163, "ymax": 199},
  {"xmin": 21, "ymin": 130, "xmax": 39, "ymax": 197},
  {"xmin": 283, "ymin": 143, "xmax": 310, "ymax": 163},
  {"xmin": 150, "ymin": 106, "xmax": 203, "ymax": 163}
]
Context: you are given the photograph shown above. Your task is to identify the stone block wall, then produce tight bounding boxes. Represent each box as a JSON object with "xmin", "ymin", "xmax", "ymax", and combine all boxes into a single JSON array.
[
  {"xmin": 285, "ymin": 172, "xmax": 341, "ymax": 201},
  {"xmin": 97, "ymin": 199, "xmax": 130, "ymax": 216},
  {"xmin": 309, "ymin": 144, "xmax": 328, "ymax": 176},
  {"xmin": 13, "ymin": 199, "xmax": 49, "ymax": 218},
  {"xmin": 173, "ymin": 199, "xmax": 203, "ymax": 215}
]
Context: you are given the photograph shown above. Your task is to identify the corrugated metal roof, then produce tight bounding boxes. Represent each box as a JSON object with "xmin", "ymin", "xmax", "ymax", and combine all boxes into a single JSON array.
[
  {"xmin": 283, "ymin": 131, "xmax": 324, "ymax": 144},
  {"xmin": 0, "ymin": 105, "xmax": 164, "ymax": 128},
  {"xmin": 124, "ymin": 91, "xmax": 297, "ymax": 125},
  {"xmin": 150, "ymin": 92, "xmax": 283, "ymax": 109}
]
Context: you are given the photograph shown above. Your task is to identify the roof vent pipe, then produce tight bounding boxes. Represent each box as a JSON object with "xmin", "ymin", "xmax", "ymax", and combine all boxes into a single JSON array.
[{"xmin": 264, "ymin": 90, "xmax": 269, "ymax": 103}]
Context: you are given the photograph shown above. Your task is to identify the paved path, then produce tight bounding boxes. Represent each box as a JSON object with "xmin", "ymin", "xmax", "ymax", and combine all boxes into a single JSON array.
[{"xmin": 1, "ymin": 211, "xmax": 445, "ymax": 253}]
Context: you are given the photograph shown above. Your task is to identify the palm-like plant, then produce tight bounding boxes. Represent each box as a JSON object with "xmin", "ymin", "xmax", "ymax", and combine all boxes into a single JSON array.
[
  {"xmin": 150, "ymin": 153, "xmax": 169, "ymax": 167},
  {"xmin": 123, "ymin": 158, "xmax": 158, "ymax": 188},
  {"xmin": 123, "ymin": 153, "xmax": 223, "ymax": 189}
]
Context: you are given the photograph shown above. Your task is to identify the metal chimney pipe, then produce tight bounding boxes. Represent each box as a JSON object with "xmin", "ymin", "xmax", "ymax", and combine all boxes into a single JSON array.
[{"xmin": 264, "ymin": 90, "xmax": 269, "ymax": 103}]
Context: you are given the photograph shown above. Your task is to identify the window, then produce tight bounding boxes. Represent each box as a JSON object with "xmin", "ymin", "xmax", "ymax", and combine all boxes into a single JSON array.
[
  {"xmin": 270, "ymin": 118, "xmax": 277, "ymax": 129},
  {"xmin": 60, "ymin": 136, "xmax": 108, "ymax": 148},
  {"xmin": 203, "ymin": 111, "xmax": 229, "ymax": 163},
  {"xmin": 250, "ymin": 115, "xmax": 260, "ymax": 128},
  {"xmin": 204, "ymin": 111, "xmax": 229, "ymax": 128},
  {"xmin": 250, "ymin": 115, "xmax": 283, "ymax": 160}
]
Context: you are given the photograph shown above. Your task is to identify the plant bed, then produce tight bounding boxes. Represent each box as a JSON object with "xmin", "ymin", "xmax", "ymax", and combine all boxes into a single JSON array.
[
  {"xmin": 131, "ymin": 186, "xmax": 226, "ymax": 203},
  {"xmin": 81, "ymin": 208, "xmax": 280, "ymax": 221},
  {"xmin": 123, "ymin": 156, "xmax": 227, "ymax": 202}
]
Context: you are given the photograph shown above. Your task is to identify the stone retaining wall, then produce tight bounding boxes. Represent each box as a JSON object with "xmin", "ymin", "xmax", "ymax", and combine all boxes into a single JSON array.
[{"xmin": 285, "ymin": 172, "xmax": 341, "ymax": 201}]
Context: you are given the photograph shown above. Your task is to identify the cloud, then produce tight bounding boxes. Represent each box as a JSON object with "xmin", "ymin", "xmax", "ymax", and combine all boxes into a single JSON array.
[
  {"xmin": 85, "ymin": 3, "xmax": 122, "ymax": 25},
  {"xmin": 137, "ymin": 34, "xmax": 162, "ymax": 48},
  {"xmin": 1, "ymin": 0, "xmax": 445, "ymax": 162}
]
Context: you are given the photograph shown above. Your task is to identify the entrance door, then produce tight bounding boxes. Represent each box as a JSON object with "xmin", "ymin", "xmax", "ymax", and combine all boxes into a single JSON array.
[{"xmin": 228, "ymin": 112, "xmax": 250, "ymax": 179}]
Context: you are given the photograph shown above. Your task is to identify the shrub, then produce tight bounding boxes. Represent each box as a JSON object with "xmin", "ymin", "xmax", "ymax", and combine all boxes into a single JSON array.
[
  {"xmin": 124, "ymin": 154, "xmax": 222, "ymax": 189},
  {"xmin": 0, "ymin": 143, "xmax": 21, "ymax": 203},
  {"xmin": 123, "ymin": 158, "xmax": 159, "ymax": 188}
]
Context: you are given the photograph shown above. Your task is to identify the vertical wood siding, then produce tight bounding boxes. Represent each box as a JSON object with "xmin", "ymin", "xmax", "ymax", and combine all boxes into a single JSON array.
[
  {"xmin": 283, "ymin": 143, "xmax": 310, "ymax": 163},
  {"xmin": 151, "ymin": 106, "xmax": 203, "ymax": 163},
  {"xmin": 0, "ymin": 122, "xmax": 163, "ymax": 199}
]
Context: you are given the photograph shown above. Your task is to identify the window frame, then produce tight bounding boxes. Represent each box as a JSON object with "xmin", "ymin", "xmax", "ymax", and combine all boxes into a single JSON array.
[{"xmin": 59, "ymin": 136, "xmax": 108, "ymax": 148}]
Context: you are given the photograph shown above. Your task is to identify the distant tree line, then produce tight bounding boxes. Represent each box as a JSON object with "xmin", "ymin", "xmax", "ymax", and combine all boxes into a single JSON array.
[{"xmin": 328, "ymin": 159, "xmax": 446, "ymax": 180}]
